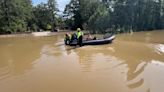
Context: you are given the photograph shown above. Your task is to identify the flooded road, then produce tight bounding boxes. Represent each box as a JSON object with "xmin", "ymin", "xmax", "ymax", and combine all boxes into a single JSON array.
[{"xmin": 0, "ymin": 31, "xmax": 164, "ymax": 92}]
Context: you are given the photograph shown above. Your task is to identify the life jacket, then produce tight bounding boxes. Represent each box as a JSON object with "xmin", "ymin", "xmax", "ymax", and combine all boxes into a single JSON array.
[
  {"xmin": 77, "ymin": 31, "xmax": 84, "ymax": 39},
  {"xmin": 65, "ymin": 34, "xmax": 70, "ymax": 40}
]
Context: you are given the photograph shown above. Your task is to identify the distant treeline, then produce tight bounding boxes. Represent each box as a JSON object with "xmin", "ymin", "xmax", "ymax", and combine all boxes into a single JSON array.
[
  {"xmin": 1, "ymin": 0, "xmax": 164, "ymax": 34},
  {"xmin": 64, "ymin": 0, "xmax": 164, "ymax": 33},
  {"xmin": 0, "ymin": 0, "xmax": 59, "ymax": 34}
]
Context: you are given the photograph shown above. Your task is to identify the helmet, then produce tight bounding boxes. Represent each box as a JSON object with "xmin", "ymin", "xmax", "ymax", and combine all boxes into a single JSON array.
[{"xmin": 77, "ymin": 28, "xmax": 81, "ymax": 31}]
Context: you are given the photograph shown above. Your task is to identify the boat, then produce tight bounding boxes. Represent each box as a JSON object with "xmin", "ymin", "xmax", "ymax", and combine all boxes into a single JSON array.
[{"xmin": 65, "ymin": 34, "xmax": 116, "ymax": 46}]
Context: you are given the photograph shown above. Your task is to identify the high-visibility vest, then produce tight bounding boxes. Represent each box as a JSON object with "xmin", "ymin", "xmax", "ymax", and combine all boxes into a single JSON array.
[
  {"xmin": 65, "ymin": 34, "xmax": 70, "ymax": 40},
  {"xmin": 77, "ymin": 31, "xmax": 84, "ymax": 39}
]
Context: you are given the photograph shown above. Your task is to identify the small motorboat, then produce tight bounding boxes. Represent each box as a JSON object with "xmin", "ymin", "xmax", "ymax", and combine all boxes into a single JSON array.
[{"xmin": 65, "ymin": 34, "xmax": 116, "ymax": 46}]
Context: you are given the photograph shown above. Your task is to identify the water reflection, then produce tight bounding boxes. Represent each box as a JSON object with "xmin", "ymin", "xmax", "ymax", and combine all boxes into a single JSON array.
[
  {"xmin": 65, "ymin": 37, "xmax": 164, "ymax": 90},
  {"xmin": 115, "ymin": 33, "xmax": 164, "ymax": 90},
  {"xmin": 0, "ymin": 31, "xmax": 164, "ymax": 92},
  {"xmin": 75, "ymin": 47, "xmax": 96, "ymax": 72},
  {"xmin": 66, "ymin": 32, "xmax": 164, "ymax": 91},
  {"xmin": 0, "ymin": 36, "xmax": 60, "ymax": 79},
  {"xmin": 114, "ymin": 41, "xmax": 164, "ymax": 87},
  {"xmin": 0, "ymin": 40, "xmax": 39, "ymax": 79}
]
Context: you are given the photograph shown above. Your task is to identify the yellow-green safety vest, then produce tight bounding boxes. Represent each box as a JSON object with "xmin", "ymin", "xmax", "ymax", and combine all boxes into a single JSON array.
[
  {"xmin": 65, "ymin": 35, "xmax": 71, "ymax": 40},
  {"xmin": 77, "ymin": 31, "xmax": 84, "ymax": 39}
]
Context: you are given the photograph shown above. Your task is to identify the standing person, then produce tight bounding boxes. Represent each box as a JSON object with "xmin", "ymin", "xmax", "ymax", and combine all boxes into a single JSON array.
[{"xmin": 77, "ymin": 28, "xmax": 84, "ymax": 47}]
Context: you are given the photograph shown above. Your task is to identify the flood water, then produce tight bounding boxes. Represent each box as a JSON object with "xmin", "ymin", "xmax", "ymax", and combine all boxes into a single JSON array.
[{"xmin": 0, "ymin": 31, "xmax": 164, "ymax": 92}]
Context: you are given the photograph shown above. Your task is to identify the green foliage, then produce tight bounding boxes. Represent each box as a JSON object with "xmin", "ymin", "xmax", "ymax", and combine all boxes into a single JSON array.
[
  {"xmin": 64, "ymin": 0, "xmax": 164, "ymax": 33},
  {"xmin": 32, "ymin": 3, "xmax": 51, "ymax": 30},
  {"xmin": 47, "ymin": 24, "xmax": 52, "ymax": 30},
  {"xmin": 48, "ymin": 0, "xmax": 58, "ymax": 28},
  {"xmin": 64, "ymin": 0, "xmax": 83, "ymax": 30},
  {"xmin": 32, "ymin": 0, "xmax": 58, "ymax": 31},
  {"xmin": 1, "ymin": 0, "xmax": 164, "ymax": 34},
  {"xmin": 88, "ymin": 3, "xmax": 109, "ymax": 33},
  {"xmin": 0, "ymin": 0, "xmax": 58, "ymax": 34},
  {"xmin": 0, "ymin": 0, "xmax": 32, "ymax": 34}
]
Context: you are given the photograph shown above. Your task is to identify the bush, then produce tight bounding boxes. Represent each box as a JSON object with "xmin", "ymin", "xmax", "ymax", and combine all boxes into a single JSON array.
[{"xmin": 47, "ymin": 24, "xmax": 52, "ymax": 30}]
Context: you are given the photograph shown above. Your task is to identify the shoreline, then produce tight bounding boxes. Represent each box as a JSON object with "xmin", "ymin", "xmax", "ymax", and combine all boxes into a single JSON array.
[
  {"xmin": 0, "ymin": 30, "xmax": 87, "ymax": 38},
  {"xmin": 1, "ymin": 30, "xmax": 163, "ymax": 38},
  {"xmin": 0, "ymin": 31, "xmax": 71, "ymax": 38}
]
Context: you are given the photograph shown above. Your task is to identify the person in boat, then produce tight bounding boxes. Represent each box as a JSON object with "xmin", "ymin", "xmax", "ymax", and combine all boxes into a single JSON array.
[
  {"xmin": 64, "ymin": 33, "xmax": 71, "ymax": 45},
  {"xmin": 86, "ymin": 33, "xmax": 93, "ymax": 40},
  {"xmin": 77, "ymin": 28, "xmax": 84, "ymax": 47},
  {"xmin": 70, "ymin": 32, "xmax": 77, "ymax": 43},
  {"xmin": 93, "ymin": 36, "xmax": 97, "ymax": 40},
  {"xmin": 86, "ymin": 33, "xmax": 97, "ymax": 40}
]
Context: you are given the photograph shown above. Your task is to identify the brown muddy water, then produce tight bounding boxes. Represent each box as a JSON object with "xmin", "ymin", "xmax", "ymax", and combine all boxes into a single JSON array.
[{"xmin": 0, "ymin": 31, "xmax": 164, "ymax": 92}]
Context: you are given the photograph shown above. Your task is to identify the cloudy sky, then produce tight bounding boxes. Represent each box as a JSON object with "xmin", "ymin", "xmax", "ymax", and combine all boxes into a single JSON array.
[{"xmin": 32, "ymin": 0, "xmax": 70, "ymax": 12}]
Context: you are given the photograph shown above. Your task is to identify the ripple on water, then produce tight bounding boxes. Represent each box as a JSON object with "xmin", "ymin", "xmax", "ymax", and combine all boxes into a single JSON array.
[
  {"xmin": 0, "ymin": 67, "xmax": 11, "ymax": 81},
  {"xmin": 143, "ymin": 60, "xmax": 164, "ymax": 92},
  {"xmin": 0, "ymin": 31, "xmax": 164, "ymax": 92},
  {"xmin": 155, "ymin": 44, "xmax": 164, "ymax": 54}
]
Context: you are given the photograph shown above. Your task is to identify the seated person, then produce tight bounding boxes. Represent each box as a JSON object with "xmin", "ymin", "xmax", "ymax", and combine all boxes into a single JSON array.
[
  {"xmin": 64, "ymin": 33, "xmax": 71, "ymax": 45},
  {"xmin": 86, "ymin": 33, "xmax": 93, "ymax": 40},
  {"xmin": 86, "ymin": 33, "xmax": 97, "ymax": 40},
  {"xmin": 65, "ymin": 33, "xmax": 71, "ymax": 40},
  {"xmin": 71, "ymin": 33, "xmax": 77, "ymax": 42},
  {"xmin": 93, "ymin": 36, "xmax": 97, "ymax": 40}
]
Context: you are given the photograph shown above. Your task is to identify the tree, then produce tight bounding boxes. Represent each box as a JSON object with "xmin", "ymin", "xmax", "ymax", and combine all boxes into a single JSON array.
[
  {"xmin": 32, "ymin": 3, "xmax": 51, "ymax": 30},
  {"xmin": 64, "ymin": 0, "xmax": 164, "ymax": 33},
  {"xmin": 47, "ymin": 0, "xmax": 58, "ymax": 29},
  {"xmin": 0, "ymin": 0, "xmax": 32, "ymax": 34},
  {"xmin": 31, "ymin": 0, "xmax": 58, "ymax": 31},
  {"xmin": 64, "ymin": 0, "xmax": 83, "ymax": 30}
]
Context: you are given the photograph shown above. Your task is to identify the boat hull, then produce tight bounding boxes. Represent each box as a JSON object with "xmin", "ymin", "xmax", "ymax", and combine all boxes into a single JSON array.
[{"xmin": 65, "ymin": 35, "xmax": 116, "ymax": 46}]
